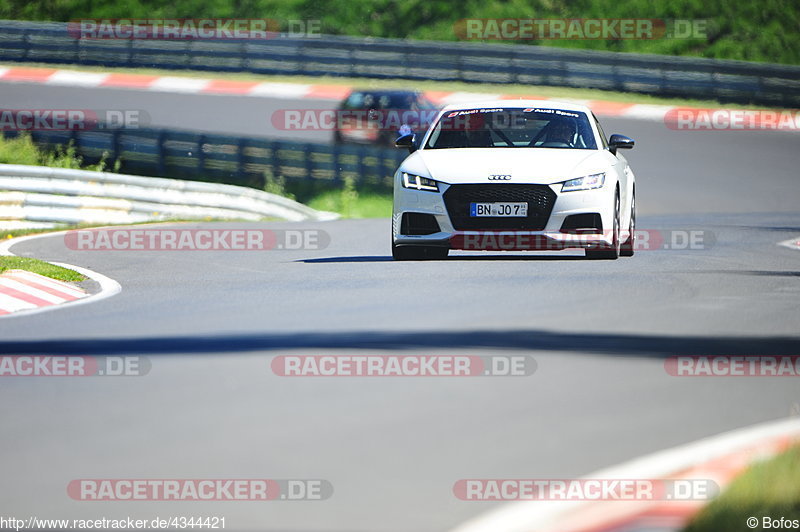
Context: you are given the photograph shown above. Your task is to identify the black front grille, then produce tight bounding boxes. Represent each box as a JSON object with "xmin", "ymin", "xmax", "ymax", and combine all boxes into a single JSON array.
[{"xmin": 443, "ymin": 184, "xmax": 557, "ymax": 231}]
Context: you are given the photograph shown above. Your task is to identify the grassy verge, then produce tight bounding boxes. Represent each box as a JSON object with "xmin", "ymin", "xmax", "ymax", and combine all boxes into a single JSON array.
[
  {"xmin": 266, "ymin": 176, "xmax": 392, "ymax": 218},
  {"xmin": 0, "ymin": 132, "xmax": 114, "ymax": 170},
  {"xmin": 0, "ymin": 133, "xmax": 113, "ymax": 274},
  {"xmin": 308, "ymin": 189, "xmax": 392, "ymax": 218},
  {"xmin": 683, "ymin": 444, "xmax": 800, "ymax": 532},
  {"xmin": 1, "ymin": 220, "xmax": 85, "ymax": 282},
  {"xmin": 1, "ymin": 61, "xmax": 789, "ymax": 111},
  {"xmin": 0, "ymin": 256, "xmax": 85, "ymax": 282},
  {"xmin": 3, "ymin": 227, "xmax": 67, "ymax": 239}
]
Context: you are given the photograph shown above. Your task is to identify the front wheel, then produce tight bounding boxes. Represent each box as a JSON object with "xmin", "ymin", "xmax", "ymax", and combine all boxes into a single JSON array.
[
  {"xmin": 392, "ymin": 244, "xmax": 448, "ymax": 261},
  {"xmin": 586, "ymin": 192, "xmax": 620, "ymax": 260},
  {"xmin": 620, "ymin": 191, "xmax": 635, "ymax": 257}
]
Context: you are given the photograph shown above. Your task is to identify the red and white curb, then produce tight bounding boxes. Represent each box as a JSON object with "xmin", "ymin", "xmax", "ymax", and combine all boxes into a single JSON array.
[
  {"xmin": 0, "ymin": 269, "xmax": 87, "ymax": 315},
  {"xmin": 0, "ymin": 64, "xmax": 711, "ymax": 122},
  {"xmin": 3, "ymin": 65, "xmax": 798, "ymax": 128},
  {"xmin": 0, "ymin": 65, "xmax": 353, "ymax": 100},
  {"xmin": 451, "ymin": 417, "xmax": 800, "ymax": 532},
  {"xmin": 0, "ymin": 231, "xmax": 121, "ymax": 318}
]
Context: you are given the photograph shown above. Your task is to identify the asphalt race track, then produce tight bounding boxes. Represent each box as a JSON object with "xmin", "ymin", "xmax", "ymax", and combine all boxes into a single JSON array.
[
  {"xmin": 1, "ymin": 81, "xmax": 799, "ymax": 532},
  {"xmin": 0, "ymin": 83, "xmax": 335, "ymax": 141}
]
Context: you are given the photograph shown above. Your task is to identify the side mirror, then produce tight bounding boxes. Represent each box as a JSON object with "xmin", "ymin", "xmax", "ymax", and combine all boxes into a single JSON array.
[
  {"xmin": 395, "ymin": 133, "xmax": 416, "ymax": 153},
  {"xmin": 608, "ymin": 134, "xmax": 634, "ymax": 155}
]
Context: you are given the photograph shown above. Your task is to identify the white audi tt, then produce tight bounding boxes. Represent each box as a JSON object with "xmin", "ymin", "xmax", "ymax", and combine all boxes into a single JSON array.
[{"xmin": 391, "ymin": 100, "xmax": 636, "ymax": 260}]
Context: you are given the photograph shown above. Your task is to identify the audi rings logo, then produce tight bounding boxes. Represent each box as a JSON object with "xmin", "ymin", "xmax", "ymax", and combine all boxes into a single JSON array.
[{"xmin": 488, "ymin": 174, "xmax": 512, "ymax": 181}]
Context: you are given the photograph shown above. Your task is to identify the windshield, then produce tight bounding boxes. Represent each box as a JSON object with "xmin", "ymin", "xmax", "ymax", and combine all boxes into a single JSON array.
[
  {"xmin": 344, "ymin": 92, "xmax": 436, "ymax": 111},
  {"xmin": 424, "ymin": 107, "xmax": 598, "ymax": 150}
]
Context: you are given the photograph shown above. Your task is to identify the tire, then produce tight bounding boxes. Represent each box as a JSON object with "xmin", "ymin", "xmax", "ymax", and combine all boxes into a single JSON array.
[
  {"xmin": 586, "ymin": 191, "xmax": 620, "ymax": 260},
  {"xmin": 392, "ymin": 243, "xmax": 448, "ymax": 261},
  {"xmin": 620, "ymin": 191, "xmax": 635, "ymax": 257}
]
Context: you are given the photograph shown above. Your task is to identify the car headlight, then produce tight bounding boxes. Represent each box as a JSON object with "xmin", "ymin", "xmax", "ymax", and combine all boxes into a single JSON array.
[
  {"xmin": 561, "ymin": 172, "xmax": 605, "ymax": 192},
  {"xmin": 402, "ymin": 172, "xmax": 439, "ymax": 192}
]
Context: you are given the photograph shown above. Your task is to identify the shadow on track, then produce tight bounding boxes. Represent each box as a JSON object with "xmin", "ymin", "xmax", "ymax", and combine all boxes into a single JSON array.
[
  {"xmin": 687, "ymin": 270, "xmax": 800, "ymax": 278},
  {"xmin": 298, "ymin": 254, "xmax": 588, "ymax": 263},
  {"xmin": 1, "ymin": 329, "xmax": 798, "ymax": 357}
]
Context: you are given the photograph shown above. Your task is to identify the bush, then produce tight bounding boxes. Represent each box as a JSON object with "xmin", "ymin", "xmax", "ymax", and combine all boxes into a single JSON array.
[{"xmin": 0, "ymin": 134, "xmax": 111, "ymax": 171}]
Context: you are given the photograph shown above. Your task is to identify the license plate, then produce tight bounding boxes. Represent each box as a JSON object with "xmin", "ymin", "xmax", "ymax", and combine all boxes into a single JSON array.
[{"xmin": 469, "ymin": 202, "xmax": 528, "ymax": 217}]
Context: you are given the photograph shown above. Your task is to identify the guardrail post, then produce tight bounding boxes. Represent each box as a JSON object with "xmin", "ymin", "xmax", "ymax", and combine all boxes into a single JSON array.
[
  {"xmin": 126, "ymin": 39, "xmax": 134, "ymax": 67},
  {"xmin": 111, "ymin": 129, "xmax": 121, "ymax": 167},
  {"xmin": 510, "ymin": 49, "xmax": 520, "ymax": 84},
  {"xmin": 196, "ymin": 133, "xmax": 206, "ymax": 177},
  {"xmin": 348, "ymin": 43, "xmax": 356, "ymax": 78},
  {"xmin": 357, "ymin": 145, "xmax": 367, "ymax": 185},
  {"xmin": 332, "ymin": 142, "xmax": 342, "ymax": 184},
  {"xmin": 304, "ymin": 144, "xmax": 314, "ymax": 181},
  {"xmin": 72, "ymin": 31, "xmax": 80, "ymax": 63},
  {"xmin": 297, "ymin": 41, "xmax": 307, "ymax": 76},
  {"xmin": 22, "ymin": 29, "xmax": 30, "ymax": 61},
  {"xmin": 70, "ymin": 129, "xmax": 79, "ymax": 157},
  {"xmin": 270, "ymin": 140, "xmax": 282, "ymax": 180},
  {"xmin": 610, "ymin": 60, "xmax": 622, "ymax": 93},
  {"xmin": 239, "ymin": 40, "xmax": 247, "ymax": 72},
  {"xmin": 157, "ymin": 131, "xmax": 167, "ymax": 176}
]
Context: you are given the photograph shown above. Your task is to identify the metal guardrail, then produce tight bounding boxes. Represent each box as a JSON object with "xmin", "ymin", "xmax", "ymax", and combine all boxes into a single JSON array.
[
  {"xmin": 0, "ymin": 163, "xmax": 339, "ymax": 227},
  {"xmin": 2, "ymin": 126, "xmax": 408, "ymax": 190},
  {"xmin": 1, "ymin": 20, "xmax": 799, "ymax": 106}
]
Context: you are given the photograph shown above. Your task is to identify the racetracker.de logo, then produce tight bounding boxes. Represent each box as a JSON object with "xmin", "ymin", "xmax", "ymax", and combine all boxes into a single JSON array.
[
  {"xmin": 271, "ymin": 355, "xmax": 537, "ymax": 377},
  {"xmin": 453, "ymin": 478, "xmax": 719, "ymax": 501},
  {"xmin": 67, "ymin": 479, "xmax": 333, "ymax": 501},
  {"xmin": 64, "ymin": 229, "xmax": 329, "ymax": 251},
  {"xmin": 454, "ymin": 18, "xmax": 709, "ymax": 40},
  {"xmin": 665, "ymin": 108, "xmax": 800, "ymax": 131},
  {"xmin": 67, "ymin": 19, "xmax": 321, "ymax": 40},
  {"xmin": 0, "ymin": 356, "xmax": 150, "ymax": 377},
  {"xmin": 272, "ymin": 109, "xmax": 439, "ymax": 131},
  {"xmin": 665, "ymin": 356, "xmax": 800, "ymax": 377},
  {"xmin": 451, "ymin": 230, "xmax": 713, "ymax": 251},
  {"xmin": 0, "ymin": 109, "xmax": 147, "ymax": 131}
]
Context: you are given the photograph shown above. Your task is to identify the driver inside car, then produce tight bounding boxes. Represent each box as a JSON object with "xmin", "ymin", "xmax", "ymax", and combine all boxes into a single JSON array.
[{"xmin": 543, "ymin": 118, "xmax": 577, "ymax": 147}]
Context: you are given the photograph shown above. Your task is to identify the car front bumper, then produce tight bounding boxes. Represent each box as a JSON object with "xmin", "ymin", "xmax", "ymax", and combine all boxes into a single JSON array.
[{"xmin": 392, "ymin": 181, "xmax": 617, "ymax": 251}]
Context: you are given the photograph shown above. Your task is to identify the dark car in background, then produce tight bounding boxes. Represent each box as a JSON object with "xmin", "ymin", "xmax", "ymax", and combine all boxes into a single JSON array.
[{"xmin": 333, "ymin": 89, "xmax": 438, "ymax": 147}]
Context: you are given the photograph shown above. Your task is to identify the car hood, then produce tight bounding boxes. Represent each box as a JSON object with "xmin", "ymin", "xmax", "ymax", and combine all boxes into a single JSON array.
[{"xmin": 402, "ymin": 148, "xmax": 612, "ymax": 185}]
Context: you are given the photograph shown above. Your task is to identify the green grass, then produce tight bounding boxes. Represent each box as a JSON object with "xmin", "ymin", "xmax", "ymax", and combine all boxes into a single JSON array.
[
  {"xmin": 682, "ymin": 444, "xmax": 800, "ymax": 532},
  {"xmin": 263, "ymin": 174, "xmax": 391, "ymax": 218},
  {"xmin": 2, "ymin": 227, "xmax": 67, "ymax": 239},
  {"xmin": 0, "ymin": 256, "xmax": 86, "ymax": 282},
  {"xmin": 0, "ymin": 133, "xmax": 113, "ymax": 170},
  {"xmin": 308, "ymin": 189, "xmax": 392, "ymax": 218},
  {"xmin": 2, "ymin": 61, "xmax": 793, "ymax": 111},
  {"xmin": 306, "ymin": 179, "xmax": 392, "ymax": 218}
]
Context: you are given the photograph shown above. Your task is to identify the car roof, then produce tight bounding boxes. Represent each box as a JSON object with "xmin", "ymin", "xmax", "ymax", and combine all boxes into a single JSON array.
[
  {"xmin": 348, "ymin": 89, "xmax": 423, "ymax": 96},
  {"xmin": 440, "ymin": 100, "xmax": 593, "ymax": 114}
]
